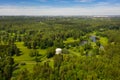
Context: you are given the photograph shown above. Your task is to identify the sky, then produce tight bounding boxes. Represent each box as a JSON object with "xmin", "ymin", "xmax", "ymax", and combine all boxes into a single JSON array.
[{"xmin": 0, "ymin": 0, "xmax": 120, "ymax": 16}]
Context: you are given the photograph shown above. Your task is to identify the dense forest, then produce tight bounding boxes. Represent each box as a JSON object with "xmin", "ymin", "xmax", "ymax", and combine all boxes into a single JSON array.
[{"xmin": 0, "ymin": 16, "xmax": 120, "ymax": 80}]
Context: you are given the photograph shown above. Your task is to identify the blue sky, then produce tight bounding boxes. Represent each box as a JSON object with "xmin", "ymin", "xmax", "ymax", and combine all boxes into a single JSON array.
[{"xmin": 0, "ymin": 0, "xmax": 120, "ymax": 15}]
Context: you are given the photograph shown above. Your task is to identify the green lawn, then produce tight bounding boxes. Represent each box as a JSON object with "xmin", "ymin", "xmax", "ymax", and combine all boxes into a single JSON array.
[
  {"xmin": 63, "ymin": 37, "xmax": 79, "ymax": 43},
  {"xmin": 13, "ymin": 42, "xmax": 61, "ymax": 75},
  {"xmin": 14, "ymin": 42, "xmax": 34, "ymax": 61},
  {"xmin": 13, "ymin": 42, "xmax": 46, "ymax": 73},
  {"xmin": 13, "ymin": 42, "xmax": 36, "ymax": 73},
  {"xmin": 99, "ymin": 37, "xmax": 108, "ymax": 46}
]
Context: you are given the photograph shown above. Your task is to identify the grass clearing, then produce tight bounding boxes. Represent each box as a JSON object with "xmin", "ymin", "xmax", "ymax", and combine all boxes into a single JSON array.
[
  {"xmin": 13, "ymin": 42, "xmax": 36, "ymax": 72},
  {"xmin": 13, "ymin": 42, "xmax": 49, "ymax": 73},
  {"xmin": 63, "ymin": 37, "xmax": 79, "ymax": 43},
  {"xmin": 100, "ymin": 37, "xmax": 108, "ymax": 46},
  {"xmin": 14, "ymin": 42, "xmax": 34, "ymax": 61}
]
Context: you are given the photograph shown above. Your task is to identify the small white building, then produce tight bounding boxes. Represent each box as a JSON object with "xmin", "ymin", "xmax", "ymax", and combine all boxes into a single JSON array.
[{"xmin": 55, "ymin": 48, "xmax": 62, "ymax": 54}]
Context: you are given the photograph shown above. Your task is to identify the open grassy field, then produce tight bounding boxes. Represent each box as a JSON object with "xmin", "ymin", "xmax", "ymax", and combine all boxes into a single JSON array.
[
  {"xmin": 99, "ymin": 37, "xmax": 108, "ymax": 46},
  {"xmin": 13, "ymin": 42, "xmax": 36, "ymax": 73},
  {"xmin": 13, "ymin": 42, "xmax": 47, "ymax": 73},
  {"xmin": 63, "ymin": 37, "xmax": 79, "ymax": 43}
]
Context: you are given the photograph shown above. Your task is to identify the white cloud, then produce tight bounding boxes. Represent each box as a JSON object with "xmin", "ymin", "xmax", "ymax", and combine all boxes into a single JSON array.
[
  {"xmin": 37, "ymin": 0, "xmax": 48, "ymax": 2},
  {"xmin": 0, "ymin": 5, "xmax": 120, "ymax": 16},
  {"xmin": 75, "ymin": 0, "xmax": 94, "ymax": 2}
]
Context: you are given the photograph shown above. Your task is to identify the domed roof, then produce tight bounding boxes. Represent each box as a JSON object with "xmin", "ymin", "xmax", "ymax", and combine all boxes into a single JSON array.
[
  {"xmin": 56, "ymin": 48, "xmax": 62, "ymax": 51},
  {"xmin": 55, "ymin": 48, "xmax": 62, "ymax": 54}
]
